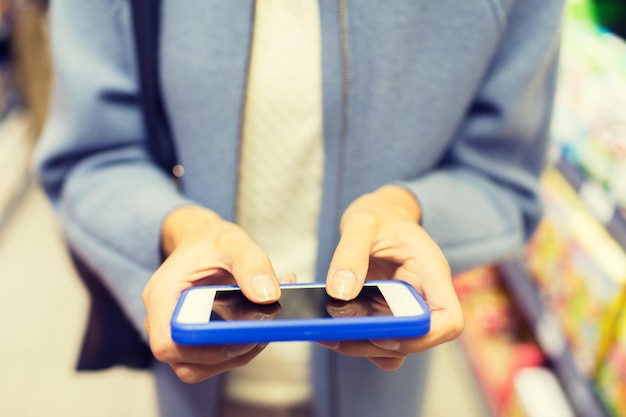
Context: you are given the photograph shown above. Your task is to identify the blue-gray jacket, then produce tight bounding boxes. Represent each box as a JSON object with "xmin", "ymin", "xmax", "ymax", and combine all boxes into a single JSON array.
[{"xmin": 35, "ymin": 1, "xmax": 564, "ymax": 416}]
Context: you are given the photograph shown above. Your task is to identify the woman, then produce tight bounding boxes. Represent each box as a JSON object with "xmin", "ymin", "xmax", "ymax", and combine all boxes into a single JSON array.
[{"xmin": 35, "ymin": 1, "xmax": 564, "ymax": 416}]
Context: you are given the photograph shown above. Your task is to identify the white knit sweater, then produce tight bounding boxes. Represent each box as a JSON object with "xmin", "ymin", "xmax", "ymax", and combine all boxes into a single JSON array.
[{"xmin": 227, "ymin": 0, "xmax": 323, "ymax": 407}]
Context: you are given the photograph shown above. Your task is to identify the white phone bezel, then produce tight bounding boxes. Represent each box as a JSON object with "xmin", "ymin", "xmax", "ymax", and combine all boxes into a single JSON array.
[{"xmin": 376, "ymin": 281, "xmax": 425, "ymax": 317}]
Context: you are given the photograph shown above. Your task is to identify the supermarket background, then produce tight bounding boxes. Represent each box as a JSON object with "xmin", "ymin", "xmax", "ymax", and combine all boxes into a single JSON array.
[{"xmin": 1, "ymin": 0, "xmax": 625, "ymax": 416}]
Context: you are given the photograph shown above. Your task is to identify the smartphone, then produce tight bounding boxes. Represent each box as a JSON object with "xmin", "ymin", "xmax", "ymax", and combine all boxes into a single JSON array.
[{"xmin": 170, "ymin": 280, "xmax": 430, "ymax": 345}]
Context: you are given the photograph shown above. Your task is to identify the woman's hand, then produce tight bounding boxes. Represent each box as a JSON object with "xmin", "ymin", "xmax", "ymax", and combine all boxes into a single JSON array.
[
  {"xmin": 322, "ymin": 185, "xmax": 464, "ymax": 370},
  {"xmin": 142, "ymin": 205, "xmax": 281, "ymax": 383}
]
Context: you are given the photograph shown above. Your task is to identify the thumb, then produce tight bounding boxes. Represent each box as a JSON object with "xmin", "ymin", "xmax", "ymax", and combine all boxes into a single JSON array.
[
  {"xmin": 326, "ymin": 215, "xmax": 376, "ymax": 300},
  {"xmin": 219, "ymin": 228, "xmax": 281, "ymax": 304}
]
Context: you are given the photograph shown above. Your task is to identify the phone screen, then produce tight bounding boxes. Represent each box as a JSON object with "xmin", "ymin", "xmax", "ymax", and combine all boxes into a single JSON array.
[{"xmin": 210, "ymin": 286, "xmax": 394, "ymax": 322}]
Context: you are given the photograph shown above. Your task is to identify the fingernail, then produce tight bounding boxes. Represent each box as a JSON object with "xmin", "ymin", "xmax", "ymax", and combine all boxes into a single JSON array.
[
  {"xmin": 281, "ymin": 273, "xmax": 297, "ymax": 284},
  {"xmin": 250, "ymin": 274, "xmax": 279, "ymax": 302},
  {"xmin": 318, "ymin": 341, "xmax": 340, "ymax": 350},
  {"xmin": 331, "ymin": 270, "xmax": 357, "ymax": 299},
  {"xmin": 370, "ymin": 339, "xmax": 401, "ymax": 351},
  {"xmin": 225, "ymin": 344, "xmax": 258, "ymax": 358}
]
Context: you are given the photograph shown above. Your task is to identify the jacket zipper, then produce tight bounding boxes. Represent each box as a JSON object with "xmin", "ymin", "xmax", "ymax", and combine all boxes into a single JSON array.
[
  {"xmin": 233, "ymin": 2, "xmax": 258, "ymax": 221},
  {"xmin": 335, "ymin": 0, "xmax": 350, "ymax": 221},
  {"xmin": 339, "ymin": 0, "xmax": 350, "ymax": 138}
]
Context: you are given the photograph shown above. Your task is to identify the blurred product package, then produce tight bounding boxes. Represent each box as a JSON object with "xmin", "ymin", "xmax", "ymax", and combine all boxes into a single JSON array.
[
  {"xmin": 550, "ymin": 0, "xmax": 626, "ymax": 210},
  {"xmin": 593, "ymin": 305, "xmax": 626, "ymax": 417},
  {"xmin": 454, "ymin": 267, "xmax": 546, "ymax": 416},
  {"xmin": 506, "ymin": 367, "xmax": 575, "ymax": 417},
  {"xmin": 525, "ymin": 168, "xmax": 626, "ymax": 377}
]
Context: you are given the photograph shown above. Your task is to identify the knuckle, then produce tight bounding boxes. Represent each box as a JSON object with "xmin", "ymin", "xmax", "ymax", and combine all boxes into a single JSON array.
[
  {"xmin": 446, "ymin": 309, "xmax": 465, "ymax": 340},
  {"xmin": 223, "ymin": 345, "xmax": 265, "ymax": 368},
  {"xmin": 216, "ymin": 223, "xmax": 246, "ymax": 247},
  {"xmin": 453, "ymin": 313, "xmax": 465, "ymax": 336},
  {"xmin": 229, "ymin": 351, "xmax": 259, "ymax": 368},
  {"xmin": 150, "ymin": 340, "xmax": 174, "ymax": 363},
  {"xmin": 243, "ymin": 251, "xmax": 272, "ymax": 268},
  {"xmin": 141, "ymin": 282, "xmax": 152, "ymax": 303},
  {"xmin": 341, "ymin": 209, "xmax": 378, "ymax": 232},
  {"xmin": 216, "ymin": 226, "xmax": 272, "ymax": 267}
]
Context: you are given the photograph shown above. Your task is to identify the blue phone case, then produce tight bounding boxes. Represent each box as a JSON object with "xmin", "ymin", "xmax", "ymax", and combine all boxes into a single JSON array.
[{"xmin": 170, "ymin": 281, "xmax": 430, "ymax": 345}]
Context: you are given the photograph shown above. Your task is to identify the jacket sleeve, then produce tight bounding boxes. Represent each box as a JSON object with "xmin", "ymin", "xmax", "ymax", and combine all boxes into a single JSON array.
[
  {"xmin": 34, "ymin": 0, "xmax": 195, "ymax": 334},
  {"xmin": 401, "ymin": 0, "xmax": 564, "ymax": 274}
]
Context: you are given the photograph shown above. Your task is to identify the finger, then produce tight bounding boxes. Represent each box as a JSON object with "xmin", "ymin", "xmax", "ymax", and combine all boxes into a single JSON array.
[
  {"xmin": 317, "ymin": 341, "xmax": 407, "ymax": 371},
  {"xmin": 152, "ymin": 339, "xmax": 259, "ymax": 365},
  {"xmin": 384, "ymin": 302, "xmax": 463, "ymax": 356},
  {"xmin": 143, "ymin": 266, "xmax": 194, "ymax": 365},
  {"xmin": 218, "ymin": 227, "xmax": 281, "ymax": 304},
  {"xmin": 171, "ymin": 344, "xmax": 268, "ymax": 383},
  {"xmin": 402, "ymin": 262, "xmax": 464, "ymax": 352},
  {"xmin": 316, "ymin": 340, "xmax": 340, "ymax": 350},
  {"xmin": 326, "ymin": 212, "xmax": 377, "ymax": 300},
  {"xmin": 368, "ymin": 356, "xmax": 406, "ymax": 370},
  {"xmin": 316, "ymin": 340, "xmax": 407, "ymax": 358},
  {"xmin": 279, "ymin": 273, "xmax": 297, "ymax": 284},
  {"xmin": 401, "ymin": 306, "xmax": 464, "ymax": 354},
  {"xmin": 369, "ymin": 338, "xmax": 403, "ymax": 351}
]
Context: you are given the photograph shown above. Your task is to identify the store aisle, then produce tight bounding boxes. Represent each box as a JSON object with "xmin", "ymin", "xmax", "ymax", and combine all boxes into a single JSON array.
[
  {"xmin": 0, "ymin": 183, "xmax": 157, "ymax": 416},
  {"xmin": 0, "ymin": 183, "xmax": 489, "ymax": 417}
]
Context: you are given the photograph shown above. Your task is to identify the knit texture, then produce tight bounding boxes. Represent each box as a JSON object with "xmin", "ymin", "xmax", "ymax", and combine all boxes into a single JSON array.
[{"xmin": 228, "ymin": 0, "xmax": 323, "ymax": 407}]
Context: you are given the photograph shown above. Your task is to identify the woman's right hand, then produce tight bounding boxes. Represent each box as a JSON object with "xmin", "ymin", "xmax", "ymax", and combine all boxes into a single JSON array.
[{"xmin": 142, "ymin": 205, "xmax": 281, "ymax": 383}]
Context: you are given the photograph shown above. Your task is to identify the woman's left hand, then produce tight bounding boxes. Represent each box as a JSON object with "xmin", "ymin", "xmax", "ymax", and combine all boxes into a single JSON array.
[{"xmin": 321, "ymin": 185, "xmax": 464, "ymax": 370}]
